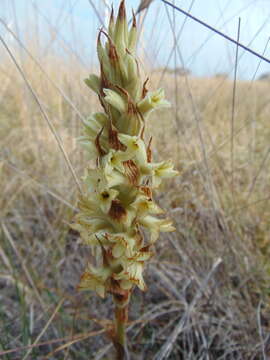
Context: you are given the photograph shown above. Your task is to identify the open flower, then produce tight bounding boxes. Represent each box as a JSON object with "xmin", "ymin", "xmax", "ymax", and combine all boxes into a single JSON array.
[
  {"xmin": 150, "ymin": 160, "xmax": 179, "ymax": 188},
  {"xmin": 78, "ymin": 265, "xmax": 111, "ymax": 298},
  {"xmin": 98, "ymin": 188, "xmax": 119, "ymax": 213},
  {"xmin": 102, "ymin": 150, "xmax": 130, "ymax": 187},
  {"xmin": 118, "ymin": 133, "xmax": 148, "ymax": 166},
  {"xmin": 71, "ymin": 214, "xmax": 112, "ymax": 245},
  {"xmin": 137, "ymin": 88, "xmax": 170, "ymax": 117},
  {"xmin": 139, "ymin": 215, "xmax": 175, "ymax": 243},
  {"xmin": 131, "ymin": 191, "xmax": 164, "ymax": 217},
  {"xmin": 79, "ymin": 113, "xmax": 109, "ymax": 159},
  {"xmin": 83, "ymin": 168, "xmax": 107, "ymax": 193},
  {"xmin": 106, "ymin": 232, "xmax": 135, "ymax": 258},
  {"xmin": 113, "ymin": 261, "xmax": 146, "ymax": 291}
]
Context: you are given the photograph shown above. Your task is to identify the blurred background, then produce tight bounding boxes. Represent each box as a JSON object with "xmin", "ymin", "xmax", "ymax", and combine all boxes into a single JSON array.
[{"xmin": 1, "ymin": 0, "xmax": 270, "ymax": 78}]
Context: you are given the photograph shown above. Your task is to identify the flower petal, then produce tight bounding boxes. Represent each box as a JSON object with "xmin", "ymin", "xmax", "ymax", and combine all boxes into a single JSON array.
[
  {"xmin": 78, "ymin": 265, "xmax": 111, "ymax": 298},
  {"xmin": 139, "ymin": 215, "xmax": 175, "ymax": 243},
  {"xmin": 151, "ymin": 160, "xmax": 179, "ymax": 188},
  {"xmin": 137, "ymin": 88, "xmax": 170, "ymax": 117}
]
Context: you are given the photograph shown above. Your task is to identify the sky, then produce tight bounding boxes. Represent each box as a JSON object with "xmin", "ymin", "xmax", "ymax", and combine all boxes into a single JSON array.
[{"xmin": 1, "ymin": 0, "xmax": 270, "ymax": 79}]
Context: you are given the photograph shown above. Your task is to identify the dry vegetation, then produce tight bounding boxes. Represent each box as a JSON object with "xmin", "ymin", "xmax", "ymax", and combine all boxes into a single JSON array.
[{"xmin": 1, "ymin": 14, "xmax": 270, "ymax": 360}]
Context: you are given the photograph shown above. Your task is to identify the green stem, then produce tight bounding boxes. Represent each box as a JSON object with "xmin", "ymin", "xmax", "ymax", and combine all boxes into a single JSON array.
[{"xmin": 113, "ymin": 298, "xmax": 129, "ymax": 360}]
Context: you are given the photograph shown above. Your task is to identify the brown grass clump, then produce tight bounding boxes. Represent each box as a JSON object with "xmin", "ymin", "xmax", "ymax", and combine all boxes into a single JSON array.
[{"xmin": 1, "ymin": 12, "xmax": 270, "ymax": 360}]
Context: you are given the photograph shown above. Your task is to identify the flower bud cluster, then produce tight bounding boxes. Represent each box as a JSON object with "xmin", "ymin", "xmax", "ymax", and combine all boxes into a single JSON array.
[{"xmin": 72, "ymin": 0, "xmax": 178, "ymax": 301}]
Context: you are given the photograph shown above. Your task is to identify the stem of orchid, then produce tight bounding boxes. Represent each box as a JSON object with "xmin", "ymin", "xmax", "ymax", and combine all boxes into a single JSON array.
[{"xmin": 113, "ymin": 297, "xmax": 129, "ymax": 360}]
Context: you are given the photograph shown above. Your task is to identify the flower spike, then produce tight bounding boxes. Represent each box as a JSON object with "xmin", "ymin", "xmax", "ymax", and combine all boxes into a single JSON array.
[{"xmin": 72, "ymin": 1, "xmax": 178, "ymax": 356}]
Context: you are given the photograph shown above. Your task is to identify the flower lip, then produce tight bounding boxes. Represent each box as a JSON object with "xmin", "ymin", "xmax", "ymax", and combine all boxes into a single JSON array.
[{"xmin": 109, "ymin": 199, "xmax": 127, "ymax": 222}]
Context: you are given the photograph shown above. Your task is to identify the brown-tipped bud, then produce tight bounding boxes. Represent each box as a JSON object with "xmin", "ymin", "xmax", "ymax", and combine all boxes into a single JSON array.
[
  {"xmin": 100, "ymin": 30, "xmax": 128, "ymax": 84},
  {"xmin": 128, "ymin": 60, "xmax": 141, "ymax": 102},
  {"xmin": 128, "ymin": 11, "xmax": 137, "ymax": 53},
  {"xmin": 108, "ymin": 39, "xmax": 119, "ymax": 66},
  {"xmin": 99, "ymin": 29, "xmax": 119, "ymax": 78},
  {"xmin": 108, "ymin": 7, "xmax": 115, "ymax": 38},
  {"xmin": 119, "ymin": 0, "xmax": 126, "ymax": 21},
  {"xmin": 97, "ymin": 30, "xmax": 103, "ymax": 62},
  {"xmin": 84, "ymin": 74, "xmax": 101, "ymax": 94},
  {"xmin": 126, "ymin": 53, "xmax": 139, "ymax": 81},
  {"xmin": 115, "ymin": 85, "xmax": 136, "ymax": 115},
  {"xmin": 114, "ymin": 0, "xmax": 128, "ymax": 54},
  {"xmin": 132, "ymin": 9, "xmax": 137, "ymax": 28},
  {"xmin": 97, "ymin": 30, "xmax": 110, "ymax": 77},
  {"xmin": 99, "ymin": 63, "xmax": 110, "ymax": 96}
]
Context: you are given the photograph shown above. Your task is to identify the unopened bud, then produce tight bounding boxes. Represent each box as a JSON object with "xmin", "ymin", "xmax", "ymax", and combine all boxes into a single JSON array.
[{"xmin": 84, "ymin": 74, "xmax": 101, "ymax": 94}]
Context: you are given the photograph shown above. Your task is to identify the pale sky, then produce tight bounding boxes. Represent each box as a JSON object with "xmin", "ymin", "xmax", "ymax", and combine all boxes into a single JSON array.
[{"xmin": 1, "ymin": 0, "xmax": 270, "ymax": 79}]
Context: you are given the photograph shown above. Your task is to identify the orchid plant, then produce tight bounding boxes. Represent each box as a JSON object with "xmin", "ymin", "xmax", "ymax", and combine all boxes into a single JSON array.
[{"xmin": 71, "ymin": 1, "xmax": 178, "ymax": 358}]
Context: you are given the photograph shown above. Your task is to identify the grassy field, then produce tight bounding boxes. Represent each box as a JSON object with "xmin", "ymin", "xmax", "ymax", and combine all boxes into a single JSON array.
[{"xmin": 1, "ymin": 5, "xmax": 270, "ymax": 359}]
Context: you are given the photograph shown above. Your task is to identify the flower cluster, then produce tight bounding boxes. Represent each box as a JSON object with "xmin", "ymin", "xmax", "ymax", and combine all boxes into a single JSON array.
[{"xmin": 72, "ymin": 0, "xmax": 178, "ymax": 302}]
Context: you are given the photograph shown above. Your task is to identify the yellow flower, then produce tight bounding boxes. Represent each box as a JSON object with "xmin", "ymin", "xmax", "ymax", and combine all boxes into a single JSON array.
[
  {"xmin": 71, "ymin": 215, "xmax": 112, "ymax": 246},
  {"xmin": 78, "ymin": 265, "xmax": 111, "ymax": 298},
  {"xmin": 83, "ymin": 168, "xmax": 107, "ymax": 193},
  {"xmin": 131, "ymin": 191, "xmax": 164, "ymax": 217},
  {"xmin": 79, "ymin": 112, "xmax": 108, "ymax": 158},
  {"xmin": 83, "ymin": 112, "xmax": 108, "ymax": 137},
  {"xmin": 103, "ymin": 149, "xmax": 126, "ymax": 173},
  {"xmin": 150, "ymin": 160, "xmax": 179, "ymax": 188},
  {"xmin": 139, "ymin": 215, "xmax": 175, "ymax": 243},
  {"xmin": 97, "ymin": 188, "xmax": 119, "ymax": 213},
  {"xmin": 117, "ymin": 133, "xmax": 148, "ymax": 166},
  {"xmin": 77, "ymin": 137, "xmax": 98, "ymax": 159},
  {"xmin": 126, "ymin": 246, "xmax": 153, "ymax": 263},
  {"xmin": 78, "ymin": 181, "xmax": 120, "ymax": 215},
  {"xmin": 137, "ymin": 88, "xmax": 170, "ymax": 117},
  {"xmin": 106, "ymin": 232, "xmax": 135, "ymax": 257},
  {"xmin": 102, "ymin": 150, "xmax": 129, "ymax": 187},
  {"xmin": 113, "ymin": 261, "xmax": 146, "ymax": 291}
]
